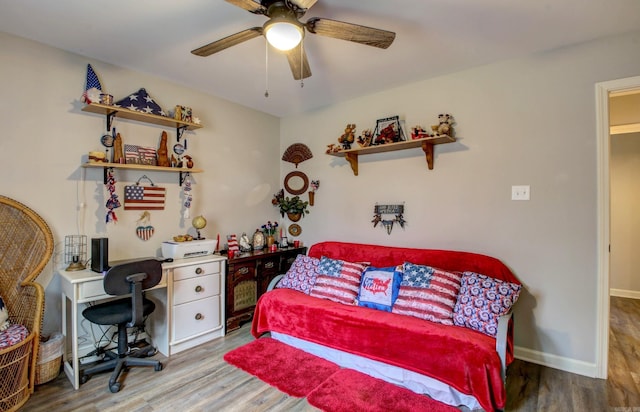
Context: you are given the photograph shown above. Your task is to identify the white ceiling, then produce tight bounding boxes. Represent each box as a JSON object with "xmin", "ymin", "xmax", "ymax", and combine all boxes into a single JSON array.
[{"xmin": 2, "ymin": 0, "xmax": 640, "ymax": 117}]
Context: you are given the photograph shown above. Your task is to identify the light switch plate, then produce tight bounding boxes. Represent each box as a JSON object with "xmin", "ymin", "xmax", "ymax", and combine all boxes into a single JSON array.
[{"xmin": 511, "ymin": 185, "xmax": 530, "ymax": 200}]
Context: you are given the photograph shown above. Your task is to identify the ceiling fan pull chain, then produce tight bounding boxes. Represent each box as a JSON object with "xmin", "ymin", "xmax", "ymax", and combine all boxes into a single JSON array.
[
  {"xmin": 300, "ymin": 39, "xmax": 304, "ymax": 88},
  {"xmin": 264, "ymin": 39, "xmax": 269, "ymax": 98}
]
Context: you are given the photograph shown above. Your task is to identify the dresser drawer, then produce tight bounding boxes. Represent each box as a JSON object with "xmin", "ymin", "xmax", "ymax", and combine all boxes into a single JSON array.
[
  {"xmin": 173, "ymin": 274, "xmax": 220, "ymax": 306},
  {"xmin": 172, "ymin": 296, "xmax": 221, "ymax": 342},
  {"xmin": 174, "ymin": 261, "xmax": 220, "ymax": 281}
]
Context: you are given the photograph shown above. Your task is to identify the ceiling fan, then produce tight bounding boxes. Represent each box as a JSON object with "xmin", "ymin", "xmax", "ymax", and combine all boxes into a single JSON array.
[{"xmin": 191, "ymin": 0, "xmax": 396, "ymax": 80}]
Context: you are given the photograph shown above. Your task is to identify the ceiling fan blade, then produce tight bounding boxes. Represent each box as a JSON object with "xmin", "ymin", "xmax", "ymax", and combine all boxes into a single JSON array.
[
  {"xmin": 286, "ymin": 43, "xmax": 312, "ymax": 80},
  {"xmin": 291, "ymin": 0, "xmax": 318, "ymax": 11},
  {"xmin": 225, "ymin": 0, "xmax": 267, "ymax": 15},
  {"xmin": 306, "ymin": 18, "xmax": 395, "ymax": 49},
  {"xmin": 191, "ymin": 27, "xmax": 263, "ymax": 57}
]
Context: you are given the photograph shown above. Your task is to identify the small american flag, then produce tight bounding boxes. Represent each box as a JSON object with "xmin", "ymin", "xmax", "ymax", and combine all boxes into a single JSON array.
[
  {"xmin": 124, "ymin": 185, "xmax": 166, "ymax": 210},
  {"xmin": 124, "ymin": 144, "xmax": 157, "ymax": 165},
  {"xmin": 81, "ymin": 64, "xmax": 102, "ymax": 103}
]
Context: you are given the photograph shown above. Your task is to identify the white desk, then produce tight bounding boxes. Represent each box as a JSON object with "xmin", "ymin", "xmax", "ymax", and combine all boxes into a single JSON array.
[{"xmin": 59, "ymin": 255, "xmax": 226, "ymax": 389}]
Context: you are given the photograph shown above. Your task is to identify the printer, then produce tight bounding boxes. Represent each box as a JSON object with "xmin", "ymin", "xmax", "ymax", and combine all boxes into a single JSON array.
[{"xmin": 161, "ymin": 239, "xmax": 217, "ymax": 260}]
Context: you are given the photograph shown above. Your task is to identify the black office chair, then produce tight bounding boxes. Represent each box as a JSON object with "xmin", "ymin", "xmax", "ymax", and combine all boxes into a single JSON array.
[{"xmin": 81, "ymin": 259, "xmax": 163, "ymax": 393}]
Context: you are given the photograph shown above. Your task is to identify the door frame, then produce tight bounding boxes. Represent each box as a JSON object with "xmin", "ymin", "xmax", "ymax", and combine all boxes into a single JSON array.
[{"xmin": 595, "ymin": 75, "xmax": 640, "ymax": 379}]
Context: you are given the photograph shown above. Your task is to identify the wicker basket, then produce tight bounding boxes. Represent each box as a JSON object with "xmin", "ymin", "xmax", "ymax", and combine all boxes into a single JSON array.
[{"xmin": 35, "ymin": 334, "xmax": 63, "ymax": 385}]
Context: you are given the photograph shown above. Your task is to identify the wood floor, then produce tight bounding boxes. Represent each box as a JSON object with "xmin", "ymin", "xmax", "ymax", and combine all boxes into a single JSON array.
[{"xmin": 23, "ymin": 297, "xmax": 640, "ymax": 411}]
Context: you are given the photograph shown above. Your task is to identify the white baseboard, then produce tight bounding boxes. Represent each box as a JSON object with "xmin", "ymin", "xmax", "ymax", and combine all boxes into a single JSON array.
[
  {"xmin": 514, "ymin": 346, "xmax": 598, "ymax": 378},
  {"xmin": 610, "ymin": 288, "xmax": 640, "ymax": 299}
]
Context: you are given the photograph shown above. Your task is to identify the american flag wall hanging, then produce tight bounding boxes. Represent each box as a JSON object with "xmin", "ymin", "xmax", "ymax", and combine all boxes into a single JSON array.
[{"xmin": 124, "ymin": 175, "xmax": 165, "ymax": 210}]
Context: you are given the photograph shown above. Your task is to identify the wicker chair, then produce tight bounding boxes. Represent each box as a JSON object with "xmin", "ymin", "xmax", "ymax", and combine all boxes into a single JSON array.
[{"xmin": 0, "ymin": 196, "xmax": 53, "ymax": 411}]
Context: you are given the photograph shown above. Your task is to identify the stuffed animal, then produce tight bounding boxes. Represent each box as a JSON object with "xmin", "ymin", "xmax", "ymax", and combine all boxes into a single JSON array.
[{"xmin": 437, "ymin": 114, "xmax": 454, "ymax": 136}]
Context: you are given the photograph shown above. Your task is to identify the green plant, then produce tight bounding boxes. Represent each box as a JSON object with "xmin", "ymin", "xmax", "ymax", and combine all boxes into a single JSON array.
[{"xmin": 272, "ymin": 190, "xmax": 310, "ymax": 218}]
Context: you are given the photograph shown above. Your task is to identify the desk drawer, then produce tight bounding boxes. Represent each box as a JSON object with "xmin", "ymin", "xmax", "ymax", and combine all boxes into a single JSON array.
[
  {"xmin": 173, "ymin": 274, "xmax": 220, "ymax": 306},
  {"xmin": 174, "ymin": 262, "xmax": 219, "ymax": 281},
  {"xmin": 172, "ymin": 296, "xmax": 221, "ymax": 342},
  {"xmin": 79, "ymin": 279, "xmax": 107, "ymax": 301}
]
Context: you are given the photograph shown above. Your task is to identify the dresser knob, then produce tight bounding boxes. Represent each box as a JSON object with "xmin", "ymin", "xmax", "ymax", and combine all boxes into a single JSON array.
[
  {"xmin": 195, "ymin": 313, "xmax": 203, "ymax": 320},
  {"xmin": 195, "ymin": 285, "xmax": 203, "ymax": 293},
  {"xmin": 195, "ymin": 267, "xmax": 203, "ymax": 274}
]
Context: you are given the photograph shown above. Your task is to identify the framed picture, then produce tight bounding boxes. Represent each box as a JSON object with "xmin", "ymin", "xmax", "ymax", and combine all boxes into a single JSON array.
[{"xmin": 372, "ymin": 115, "xmax": 406, "ymax": 145}]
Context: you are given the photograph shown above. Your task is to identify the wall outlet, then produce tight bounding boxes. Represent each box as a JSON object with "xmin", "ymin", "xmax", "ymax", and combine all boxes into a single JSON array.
[{"xmin": 511, "ymin": 185, "xmax": 530, "ymax": 201}]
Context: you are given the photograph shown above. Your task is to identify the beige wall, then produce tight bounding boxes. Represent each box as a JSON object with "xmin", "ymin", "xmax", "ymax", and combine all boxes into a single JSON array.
[
  {"xmin": 0, "ymin": 32, "xmax": 281, "ymax": 335},
  {"xmin": 4, "ymin": 26, "xmax": 640, "ymax": 377},
  {"xmin": 280, "ymin": 31, "xmax": 640, "ymax": 375},
  {"xmin": 610, "ymin": 132, "xmax": 640, "ymax": 296}
]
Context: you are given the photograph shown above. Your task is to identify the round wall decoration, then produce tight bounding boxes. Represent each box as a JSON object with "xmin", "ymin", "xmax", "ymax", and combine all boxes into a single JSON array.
[
  {"xmin": 288, "ymin": 223, "xmax": 302, "ymax": 237},
  {"xmin": 284, "ymin": 171, "xmax": 309, "ymax": 195}
]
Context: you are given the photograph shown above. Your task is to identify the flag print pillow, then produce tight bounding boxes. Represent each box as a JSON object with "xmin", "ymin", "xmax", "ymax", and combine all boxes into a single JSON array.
[
  {"xmin": 357, "ymin": 266, "xmax": 403, "ymax": 312},
  {"xmin": 276, "ymin": 255, "xmax": 320, "ymax": 294},
  {"xmin": 310, "ymin": 257, "xmax": 367, "ymax": 305},
  {"xmin": 453, "ymin": 272, "xmax": 522, "ymax": 337},
  {"xmin": 391, "ymin": 262, "xmax": 462, "ymax": 326}
]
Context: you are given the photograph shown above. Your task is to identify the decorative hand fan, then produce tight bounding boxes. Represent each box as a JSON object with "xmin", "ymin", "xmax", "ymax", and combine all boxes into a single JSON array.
[{"xmin": 282, "ymin": 143, "xmax": 313, "ymax": 167}]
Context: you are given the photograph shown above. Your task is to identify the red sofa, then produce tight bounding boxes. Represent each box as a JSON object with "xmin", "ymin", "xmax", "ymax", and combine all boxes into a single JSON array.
[{"xmin": 252, "ymin": 241, "xmax": 520, "ymax": 411}]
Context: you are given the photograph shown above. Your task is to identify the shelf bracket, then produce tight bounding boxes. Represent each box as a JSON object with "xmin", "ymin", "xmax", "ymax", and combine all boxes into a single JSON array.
[
  {"xmin": 345, "ymin": 152, "xmax": 359, "ymax": 176},
  {"xmin": 176, "ymin": 125, "xmax": 188, "ymax": 142},
  {"xmin": 421, "ymin": 142, "xmax": 435, "ymax": 170},
  {"xmin": 179, "ymin": 171, "xmax": 190, "ymax": 186},
  {"xmin": 105, "ymin": 111, "xmax": 117, "ymax": 132}
]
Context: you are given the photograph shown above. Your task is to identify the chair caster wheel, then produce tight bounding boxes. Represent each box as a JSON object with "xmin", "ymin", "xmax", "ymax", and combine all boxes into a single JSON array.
[
  {"xmin": 109, "ymin": 382, "xmax": 121, "ymax": 393},
  {"xmin": 80, "ymin": 374, "xmax": 90, "ymax": 384},
  {"xmin": 155, "ymin": 363, "xmax": 163, "ymax": 371}
]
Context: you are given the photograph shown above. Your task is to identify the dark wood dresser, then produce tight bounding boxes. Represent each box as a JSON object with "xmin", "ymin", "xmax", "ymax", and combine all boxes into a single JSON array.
[{"xmin": 225, "ymin": 246, "xmax": 307, "ymax": 332}]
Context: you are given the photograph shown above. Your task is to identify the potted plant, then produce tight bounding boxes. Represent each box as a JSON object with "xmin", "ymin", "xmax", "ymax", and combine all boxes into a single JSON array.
[{"xmin": 272, "ymin": 189, "xmax": 310, "ymax": 221}]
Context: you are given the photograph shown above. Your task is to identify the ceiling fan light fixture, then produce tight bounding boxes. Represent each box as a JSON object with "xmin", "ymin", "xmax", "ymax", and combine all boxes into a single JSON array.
[{"xmin": 264, "ymin": 18, "xmax": 303, "ymax": 51}]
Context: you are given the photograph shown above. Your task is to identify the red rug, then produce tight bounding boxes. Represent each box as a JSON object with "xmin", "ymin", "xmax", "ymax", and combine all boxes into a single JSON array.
[
  {"xmin": 223, "ymin": 337, "xmax": 340, "ymax": 397},
  {"xmin": 307, "ymin": 368, "xmax": 459, "ymax": 412},
  {"xmin": 224, "ymin": 338, "xmax": 459, "ymax": 411}
]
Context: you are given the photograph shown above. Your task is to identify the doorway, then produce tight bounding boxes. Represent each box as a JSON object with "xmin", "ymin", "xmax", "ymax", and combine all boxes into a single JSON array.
[{"xmin": 595, "ymin": 75, "xmax": 640, "ymax": 379}]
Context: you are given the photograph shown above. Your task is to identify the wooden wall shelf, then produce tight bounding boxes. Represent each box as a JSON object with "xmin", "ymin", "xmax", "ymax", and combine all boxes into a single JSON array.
[
  {"xmin": 326, "ymin": 135, "xmax": 455, "ymax": 175},
  {"xmin": 82, "ymin": 162, "xmax": 202, "ymax": 185},
  {"xmin": 82, "ymin": 103, "xmax": 202, "ymax": 140}
]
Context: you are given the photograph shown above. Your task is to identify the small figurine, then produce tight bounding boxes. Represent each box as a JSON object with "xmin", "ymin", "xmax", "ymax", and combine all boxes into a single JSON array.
[
  {"xmin": 411, "ymin": 126, "xmax": 431, "ymax": 140},
  {"xmin": 157, "ymin": 131, "xmax": 170, "ymax": 167},
  {"xmin": 338, "ymin": 124, "xmax": 356, "ymax": 150},
  {"xmin": 239, "ymin": 233, "xmax": 252, "ymax": 252},
  {"xmin": 357, "ymin": 129, "xmax": 373, "ymax": 147}
]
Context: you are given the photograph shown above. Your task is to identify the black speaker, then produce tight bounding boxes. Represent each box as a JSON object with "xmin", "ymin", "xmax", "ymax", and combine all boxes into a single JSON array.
[{"xmin": 91, "ymin": 237, "xmax": 109, "ymax": 273}]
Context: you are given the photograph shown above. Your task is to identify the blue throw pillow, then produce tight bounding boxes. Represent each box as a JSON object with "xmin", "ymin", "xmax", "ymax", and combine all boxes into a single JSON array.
[{"xmin": 357, "ymin": 266, "xmax": 403, "ymax": 312}]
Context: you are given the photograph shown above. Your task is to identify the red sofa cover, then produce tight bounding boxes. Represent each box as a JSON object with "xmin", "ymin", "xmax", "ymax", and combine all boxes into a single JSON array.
[{"xmin": 252, "ymin": 241, "xmax": 520, "ymax": 411}]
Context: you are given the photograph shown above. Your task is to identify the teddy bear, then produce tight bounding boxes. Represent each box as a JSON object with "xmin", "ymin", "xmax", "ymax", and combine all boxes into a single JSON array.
[
  {"xmin": 437, "ymin": 114, "xmax": 454, "ymax": 136},
  {"xmin": 338, "ymin": 124, "xmax": 356, "ymax": 149}
]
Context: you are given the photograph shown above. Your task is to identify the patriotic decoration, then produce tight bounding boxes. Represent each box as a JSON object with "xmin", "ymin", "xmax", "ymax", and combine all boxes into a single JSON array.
[
  {"xmin": 114, "ymin": 88, "xmax": 165, "ymax": 116},
  {"xmin": 357, "ymin": 266, "xmax": 403, "ymax": 312},
  {"xmin": 276, "ymin": 255, "xmax": 320, "ymax": 294},
  {"xmin": 310, "ymin": 257, "xmax": 367, "ymax": 305},
  {"xmin": 81, "ymin": 64, "xmax": 102, "ymax": 104},
  {"xmin": 392, "ymin": 263, "xmax": 462, "ymax": 326},
  {"xmin": 227, "ymin": 234, "xmax": 239, "ymax": 252},
  {"xmin": 124, "ymin": 178, "xmax": 166, "ymax": 210},
  {"xmin": 105, "ymin": 168, "xmax": 120, "ymax": 223},
  {"xmin": 135, "ymin": 211, "xmax": 155, "ymax": 241},
  {"xmin": 183, "ymin": 173, "xmax": 192, "ymax": 219},
  {"xmin": 453, "ymin": 272, "xmax": 521, "ymax": 337},
  {"xmin": 124, "ymin": 144, "xmax": 157, "ymax": 166}
]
